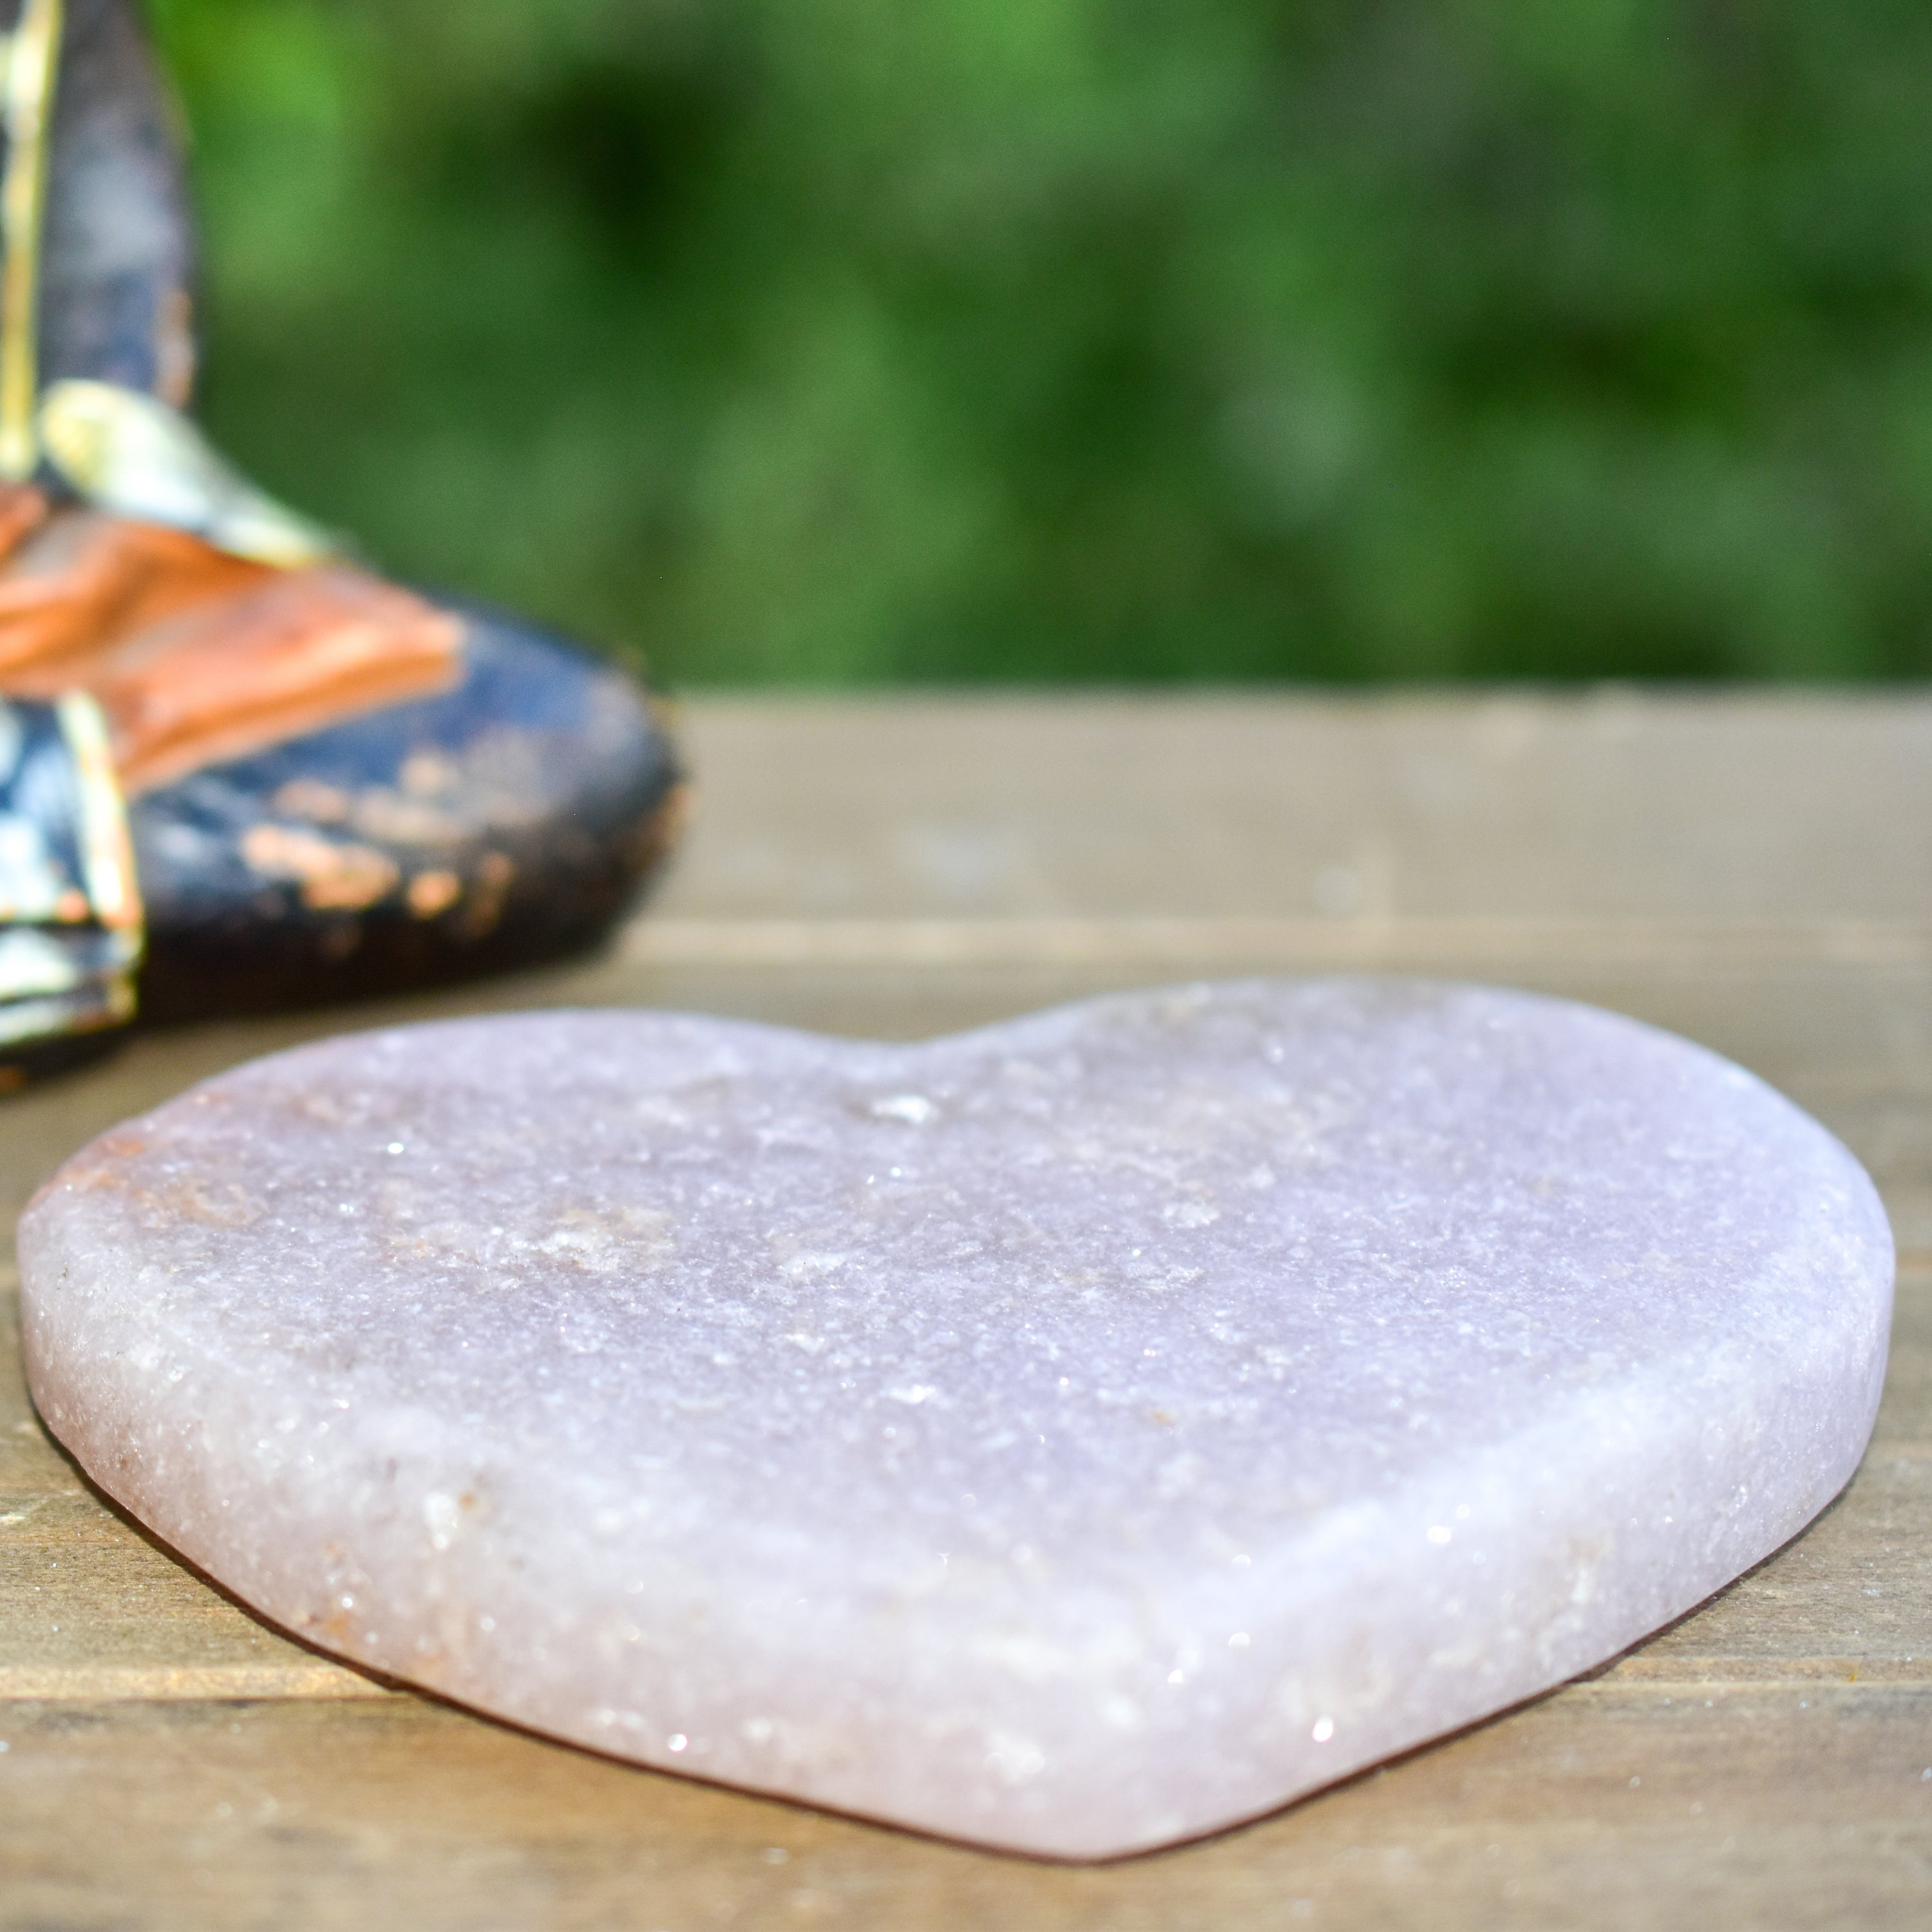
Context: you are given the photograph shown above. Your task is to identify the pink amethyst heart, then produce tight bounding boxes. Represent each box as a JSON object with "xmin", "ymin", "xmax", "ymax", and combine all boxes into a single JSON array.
[{"xmin": 19, "ymin": 980, "xmax": 1891, "ymax": 1857}]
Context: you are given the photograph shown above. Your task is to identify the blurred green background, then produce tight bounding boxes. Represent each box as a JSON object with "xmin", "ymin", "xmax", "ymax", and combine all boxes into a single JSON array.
[{"xmin": 148, "ymin": 0, "xmax": 1932, "ymax": 685}]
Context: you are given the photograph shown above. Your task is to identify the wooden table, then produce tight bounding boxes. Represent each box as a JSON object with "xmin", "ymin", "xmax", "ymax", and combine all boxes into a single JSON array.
[{"xmin": 3, "ymin": 694, "xmax": 1929, "ymax": 1929}]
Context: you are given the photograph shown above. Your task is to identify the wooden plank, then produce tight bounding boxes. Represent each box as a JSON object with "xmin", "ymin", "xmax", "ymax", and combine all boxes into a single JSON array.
[
  {"xmin": 618, "ymin": 913, "xmax": 1932, "ymax": 970},
  {"xmin": 652, "ymin": 694, "xmax": 1932, "ymax": 923},
  {"xmin": 1, "ymin": 1684, "xmax": 1927, "ymax": 1931},
  {"xmin": 3, "ymin": 694, "xmax": 1930, "ymax": 1928}
]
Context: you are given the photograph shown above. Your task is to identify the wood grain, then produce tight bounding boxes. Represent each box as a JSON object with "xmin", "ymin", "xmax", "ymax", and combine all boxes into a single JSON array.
[{"xmin": 2, "ymin": 693, "xmax": 1929, "ymax": 1929}]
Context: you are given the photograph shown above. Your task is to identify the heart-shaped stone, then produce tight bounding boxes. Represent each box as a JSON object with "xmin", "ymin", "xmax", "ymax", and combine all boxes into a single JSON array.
[{"xmin": 20, "ymin": 980, "xmax": 1891, "ymax": 1857}]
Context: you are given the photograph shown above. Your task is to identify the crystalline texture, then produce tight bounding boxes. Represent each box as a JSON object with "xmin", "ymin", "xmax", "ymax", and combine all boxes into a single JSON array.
[{"xmin": 19, "ymin": 980, "xmax": 1893, "ymax": 1857}]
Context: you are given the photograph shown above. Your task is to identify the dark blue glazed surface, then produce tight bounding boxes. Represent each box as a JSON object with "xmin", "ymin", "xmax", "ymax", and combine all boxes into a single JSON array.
[
  {"xmin": 131, "ymin": 601, "xmax": 683, "ymax": 1016},
  {"xmin": 36, "ymin": 0, "xmax": 195, "ymax": 406}
]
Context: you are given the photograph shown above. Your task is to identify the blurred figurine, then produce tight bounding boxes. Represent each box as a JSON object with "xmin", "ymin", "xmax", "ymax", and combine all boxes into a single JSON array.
[{"xmin": 0, "ymin": 0, "xmax": 684, "ymax": 1075}]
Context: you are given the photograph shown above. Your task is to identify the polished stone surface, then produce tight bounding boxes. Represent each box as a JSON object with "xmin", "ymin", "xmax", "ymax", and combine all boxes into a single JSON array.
[{"xmin": 18, "ymin": 980, "xmax": 1893, "ymax": 1857}]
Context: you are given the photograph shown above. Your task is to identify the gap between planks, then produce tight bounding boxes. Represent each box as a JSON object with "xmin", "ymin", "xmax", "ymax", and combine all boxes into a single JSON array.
[
  {"xmin": 3, "ymin": 1659, "xmax": 1926, "ymax": 1707},
  {"xmin": 0, "ymin": 1662, "xmax": 390, "ymax": 1700},
  {"xmin": 619, "ymin": 915, "xmax": 1932, "ymax": 971}
]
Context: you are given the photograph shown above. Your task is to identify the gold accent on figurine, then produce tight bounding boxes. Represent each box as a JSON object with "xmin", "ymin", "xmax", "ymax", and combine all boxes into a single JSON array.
[
  {"xmin": 0, "ymin": 0, "xmax": 61, "ymax": 480},
  {"xmin": 56, "ymin": 690, "xmax": 138, "ymax": 932},
  {"xmin": 0, "ymin": 689, "xmax": 142, "ymax": 1045},
  {"xmin": 39, "ymin": 379, "xmax": 340, "ymax": 565}
]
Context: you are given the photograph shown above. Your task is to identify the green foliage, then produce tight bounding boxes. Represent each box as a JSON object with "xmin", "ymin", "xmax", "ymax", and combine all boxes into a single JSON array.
[{"xmin": 146, "ymin": 1, "xmax": 1932, "ymax": 683}]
